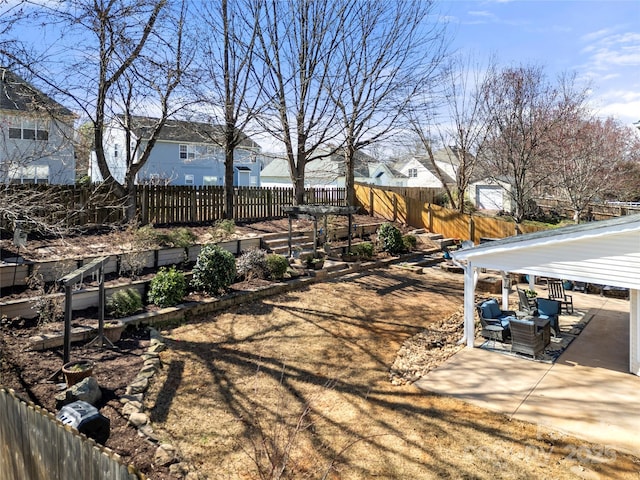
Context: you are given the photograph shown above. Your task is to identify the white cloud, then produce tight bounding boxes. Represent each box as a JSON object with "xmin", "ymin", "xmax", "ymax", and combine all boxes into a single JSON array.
[
  {"xmin": 590, "ymin": 89, "xmax": 640, "ymax": 126},
  {"xmin": 581, "ymin": 30, "xmax": 640, "ymax": 71}
]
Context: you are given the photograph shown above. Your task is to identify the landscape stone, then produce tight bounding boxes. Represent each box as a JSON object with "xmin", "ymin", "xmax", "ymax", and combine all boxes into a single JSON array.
[
  {"xmin": 127, "ymin": 377, "xmax": 149, "ymax": 395},
  {"xmin": 55, "ymin": 377, "xmax": 102, "ymax": 408},
  {"xmin": 122, "ymin": 401, "xmax": 143, "ymax": 416},
  {"xmin": 155, "ymin": 443, "xmax": 178, "ymax": 466},
  {"xmin": 128, "ymin": 412, "xmax": 148, "ymax": 427}
]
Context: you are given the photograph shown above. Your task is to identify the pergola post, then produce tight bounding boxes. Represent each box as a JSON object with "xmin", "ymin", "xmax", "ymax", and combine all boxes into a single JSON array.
[
  {"xmin": 501, "ymin": 271, "xmax": 510, "ymax": 311},
  {"xmin": 630, "ymin": 289, "xmax": 640, "ymax": 375},
  {"xmin": 463, "ymin": 261, "xmax": 476, "ymax": 348}
]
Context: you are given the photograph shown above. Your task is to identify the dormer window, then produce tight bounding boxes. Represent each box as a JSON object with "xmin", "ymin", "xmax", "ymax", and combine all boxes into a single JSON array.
[{"xmin": 408, "ymin": 168, "xmax": 418, "ymax": 178}]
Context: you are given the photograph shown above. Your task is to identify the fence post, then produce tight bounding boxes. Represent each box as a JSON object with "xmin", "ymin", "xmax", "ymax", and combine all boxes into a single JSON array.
[
  {"xmin": 190, "ymin": 188, "xmax": 197, "ymax": 223},
  {"xmin": 469, "ymin": 214, "xmax": 475, "ymax": 244},
  {"xmin": 427, "ymin": 203, "xmax": 433, "ymax": 232},
  {"xmin": 140, "ymin": 185, "xmax": 148, "ymax": 225}
]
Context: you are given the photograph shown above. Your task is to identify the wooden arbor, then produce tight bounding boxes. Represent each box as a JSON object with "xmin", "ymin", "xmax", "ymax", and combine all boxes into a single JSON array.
[{"xmin": 282, "ymin": 205, "xmax": 360, "ymax": 257}]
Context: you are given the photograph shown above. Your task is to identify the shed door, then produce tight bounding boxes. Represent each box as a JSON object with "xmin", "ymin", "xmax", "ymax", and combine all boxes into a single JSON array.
[{"xmin": 476, "ymin": 186, "xmax": 503, "ymax": 210}]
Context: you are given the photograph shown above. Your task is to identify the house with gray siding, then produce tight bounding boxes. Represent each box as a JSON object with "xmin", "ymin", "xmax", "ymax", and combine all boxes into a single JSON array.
[
  {"xmin": 92, "ymin": 116, "xmax": 263, "ymax": 187},
  {"xmin": 0, "ymin": 68, "xmax": 76, "ymax": 184},
  {"xmin": 260, "ymin": 149, "xmax": 384, "ymax": 188}
]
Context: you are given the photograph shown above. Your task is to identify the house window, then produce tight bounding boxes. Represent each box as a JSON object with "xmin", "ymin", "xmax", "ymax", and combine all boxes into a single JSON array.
[
  {"xmin": 408, "ymin": 168, "xmax": 418, "ymax": 178},
  {"xmin": 114, "ymin": 144, "xmax": 119, "ymax": 158},
  {"xmin": 184, "ymin": 174, "xmax": 195, "ymax": 185},
  {"xmin": 203, "ymin": 176, "xmax": 218, "ymax": 185},
  {"xmin": 9, "ymin": 164, "xmax": 49, "ymax": 184},
  {"xmin": 8, "ymin": 119, "xmax": 49, "ymax": 141},
  {"xmin": 179, "ymin": 144, "xmax": 196, "ymax": 161},
  {"xmin": 250, "ymin": 176, "xmax": 257, "ymax": 185}
]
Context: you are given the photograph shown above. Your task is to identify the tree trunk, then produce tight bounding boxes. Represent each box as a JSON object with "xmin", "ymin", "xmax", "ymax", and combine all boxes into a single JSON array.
[
  {"xmin": 344, "ymin": 146, "xmax": 356, "ymax": 206},
  {"xmin": 224, "ymin": 142, "xmax": 235, "ymax": 219}
]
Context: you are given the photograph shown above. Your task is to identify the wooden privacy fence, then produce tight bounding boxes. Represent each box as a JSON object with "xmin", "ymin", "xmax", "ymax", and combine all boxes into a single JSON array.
[
  {"xmin": 0, "ymin": 388, "xmax": 142, "ymax": 480},
  {"xmin": 1, "ymin": 185, "xmax": 346, "ymax": 229},
  {"xmin": 354, "ymin": 184, "xmax": 547, "ymax": 244}
]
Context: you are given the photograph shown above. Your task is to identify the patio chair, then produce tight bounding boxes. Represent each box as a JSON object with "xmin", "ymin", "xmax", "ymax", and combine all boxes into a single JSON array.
[
  {"xmin": 509, "ymin": 317, "xmax": 547, "ymax": 358},
  {"xmin": 535, "ymin": 297, "xmax": 561, "ymax": 337},
  {"xmin": 516, "ymin": 287, "xmax": 537, "ymax": 317},
  {"xmin": 476, "ymin": 298, "xmax": 516, "ymax": 342},
  {"xmin": 547, "ymin": 279, "xmax": 574, "ymax": 314}
]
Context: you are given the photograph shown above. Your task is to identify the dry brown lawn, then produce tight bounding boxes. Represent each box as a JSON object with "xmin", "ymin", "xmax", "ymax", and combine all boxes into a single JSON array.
[{"xmin": 145, "ymin": 267, "xmax": 640, "ymax": 479}]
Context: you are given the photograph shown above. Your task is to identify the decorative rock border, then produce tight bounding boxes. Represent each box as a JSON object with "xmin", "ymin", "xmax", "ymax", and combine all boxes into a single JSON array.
[{"xmin": 119, "ymin": 327, "xmax": 201, "ymax": 479}]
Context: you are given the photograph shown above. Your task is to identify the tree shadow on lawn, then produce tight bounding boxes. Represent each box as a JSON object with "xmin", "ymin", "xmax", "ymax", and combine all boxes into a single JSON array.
[{"xmin": 145, "ymin": 269, "xmax": 637, "ymax": 479}]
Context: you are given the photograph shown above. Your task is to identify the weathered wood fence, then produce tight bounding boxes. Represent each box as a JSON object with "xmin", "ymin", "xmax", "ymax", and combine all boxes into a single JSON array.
[
  {"xmin": 1, "ymin": 185, "xmax": 346, "ymax": 229},
  {"xmin": 0, "ymin": 388, "xmax": 143, "ymax": 480}
]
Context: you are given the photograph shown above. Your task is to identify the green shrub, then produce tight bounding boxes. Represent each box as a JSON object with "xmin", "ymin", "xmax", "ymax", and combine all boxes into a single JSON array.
[
  {"xmin": 402, "ymin": 234, "xmax": 417, "ymax": 251},
  {"xmin": 237, "ymin": 248, "xmax": 269, "ymax": 280},
  {"xmin": 377, "ymin": 223, "xmax": 404, "ymax": 254},
  {"xmin": 266, "ymin": 254, "xmax": 289, "ymax": 280},
  {"xmin": 134, "ymin": 224, "xmax": 165, "ymax": 247},
  {"xmin": 350, "ymin": 242, "xmax": 374, "ymax": 258},
  {"xmin": 107, "ymin": 288, "xmax": 143, "ymax": 318},
  {"xmin": 191, "ymin": 244, "xmax": 237, "ymax": 294},
  {"xmin": 148, "ymin": 266, "xmax": 187, "ymax": 307},
  {"xmin": 168, "ymin": 227, "xmax": 196, "ymax": 248},
  {"xmin": 210, "ymin": 219, "xmax": 236, "ymax": 242}
]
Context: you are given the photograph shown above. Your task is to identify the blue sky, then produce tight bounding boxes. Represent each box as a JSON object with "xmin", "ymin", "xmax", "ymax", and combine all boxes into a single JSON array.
[{"xmin": 440, "ymin": 0, "xmax": 640, "ymax": 126}]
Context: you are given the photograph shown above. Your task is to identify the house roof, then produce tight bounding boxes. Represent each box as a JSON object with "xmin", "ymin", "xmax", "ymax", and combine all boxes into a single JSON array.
[
  {"xmin": 0, "ymin": 68, "xmax": 74, "ymax": 117},
  {"xmin": 261, "ymin": 150, "xmax": 382, "ymax": 180},
  {"xmin": 117, "ymin": 115, "xmax": 260, "ymax": 149},
  {"xmin": 452, "ymin": 214, "xmax": 640, "ymax": 289},
  {"xmin": 394, "ymin": 149, "xmax": 457, "ymax": 184}
]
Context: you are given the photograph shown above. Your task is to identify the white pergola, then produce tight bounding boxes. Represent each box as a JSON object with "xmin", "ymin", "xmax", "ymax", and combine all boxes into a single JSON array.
[{"xmin": 452, "ymin": 214, "xmax": 640, "ymax": 376}]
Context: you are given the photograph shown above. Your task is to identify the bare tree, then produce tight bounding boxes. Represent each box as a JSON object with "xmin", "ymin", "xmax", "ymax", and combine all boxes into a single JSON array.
[
  {"xmin": 477, "ymin": 65, "xmax": 588, "ymax": 225},
  {"xmin": 330, "ymin": 0, "xmax": 448, "ymax": 206},
  {"xmin": 410, "ymin": 54, "xmax": 493, "ymax": 212},
  {"xmin": 549, "ymin": 116, "xmax": 640, "ymax": 221},
  {"xmin": 256, "ymin": 0, "xmax": 348, "ymax": 205},
  {"xmin": 2, "ymin": 0, "xmax": 192, "ymax": 222},
  {"xmin": 193, "ymin": 0, "xmax": 266, "ymax": 219}
]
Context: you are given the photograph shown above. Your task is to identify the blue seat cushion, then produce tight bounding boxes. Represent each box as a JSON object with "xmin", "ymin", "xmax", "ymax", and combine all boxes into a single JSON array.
[
  {"xmin": 481, "ymin": 299, "xmax": 502, "ymax": 319},
  {"xmin": 480, "ymin": 302, "xmax": 494, "ymax": 319}
]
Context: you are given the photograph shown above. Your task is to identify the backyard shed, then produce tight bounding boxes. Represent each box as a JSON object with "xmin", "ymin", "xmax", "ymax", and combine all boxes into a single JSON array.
[{"xmin": 451, "ymin": 214, "xmax": 640, "ymax": 376}]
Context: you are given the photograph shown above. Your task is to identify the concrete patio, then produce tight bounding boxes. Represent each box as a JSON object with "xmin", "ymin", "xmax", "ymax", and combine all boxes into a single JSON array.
[{"xmin": 415, "ymin": 290, "xmax": 640, "ymax": 456}]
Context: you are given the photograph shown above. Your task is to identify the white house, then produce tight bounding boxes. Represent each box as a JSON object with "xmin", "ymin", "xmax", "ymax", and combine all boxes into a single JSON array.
[
  {"xmin": 452, "ymin": 214, "xmax": 640, "ymax": 376},
  {"xmin": 0, "ymin": 68, "xmax": 76, "ymax": 184},
  {"xmin": 90, "ymin": 116, "xmax": 264, "ymax": 187},
  {"xmin": 393, "ymin": 147, "xmax": 461, "ymax": 188}
]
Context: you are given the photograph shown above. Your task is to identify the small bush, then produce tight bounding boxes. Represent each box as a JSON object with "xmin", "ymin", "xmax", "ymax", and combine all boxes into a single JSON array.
[
  {"xmin": 107, "ymin": 288, "xmax": 143, "ymax": 318},
  {"xmin": 168, "ymin": 227, "xmax": 196, "ymax": 248},
  {"xmin": 134, "ymin": 224, "xmax": 165, "ymax": 248},
  {"xmin": 191, "ymin": 244, "xmax": 237, "ymax": 294},
  {"xmin": 377, "ymin": 223, "xmax": 404, "ymax": 255},
  {"xmin": 237, "ymin": 248, "xmax": 269, "ymax": 280},
  {"xmin": 266, "ymin": 254, "xmax": 289, "ymax": 280},
  {"xmin": 350, "ymin": 242, "xmax": 374, "ymax": 258},
  {"xmin": 402, "ymin": 234, "xmax": 417, "ymax": 251},
  {"xmin": 148, "ymin": 266, "xmax": 187, "ymax": 307},
  {"xmin": 210, "ymin": 219, "xmax": 236, "ymax": 242}
]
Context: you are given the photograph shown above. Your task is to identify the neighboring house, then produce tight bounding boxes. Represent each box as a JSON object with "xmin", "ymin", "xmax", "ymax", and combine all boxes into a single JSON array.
[
  {"xmin": 0, "ymin": 68, "xmax": 76, "ymax": 184},
  {"xmin": 90, "ymin": 116, "xmax": 263, "ymax": 187},
  {"xmin": 393, "ymin": 147, "xmax": 460, "ymax": 189},
  {"xmin": 469, "ymin": 176, "xmax": 512, "ymax": 212},
  {"xmin": 366, "ymin": 162, "xmax": 407, "ymax": 187},
  {"xmin": 260, "ymin": 149, "xmax": 381, "ymax": 188}
]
